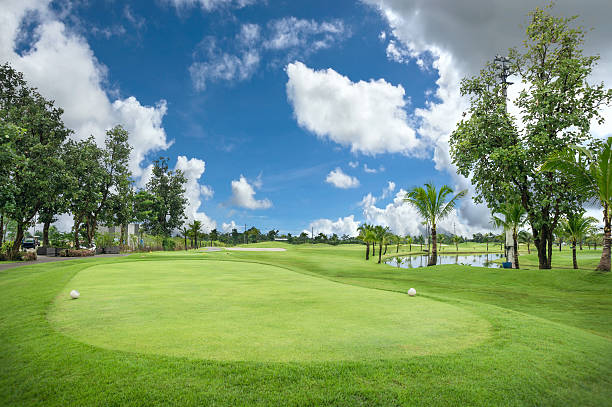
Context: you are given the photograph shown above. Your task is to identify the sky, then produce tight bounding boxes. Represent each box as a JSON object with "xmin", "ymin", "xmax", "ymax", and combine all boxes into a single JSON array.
[{"xmin": 2, "ymin": 0, "xmax": 612, "ymax": 237}]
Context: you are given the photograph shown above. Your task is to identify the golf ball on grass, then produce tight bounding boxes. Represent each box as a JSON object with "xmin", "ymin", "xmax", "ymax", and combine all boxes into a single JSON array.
[
  {"xmin": 70, "ymin": 290, "xmax": 80, "ymax": 299},
  {"xmin": 407, "ymin": 288, "xmax": 416, "ymax": 297}
]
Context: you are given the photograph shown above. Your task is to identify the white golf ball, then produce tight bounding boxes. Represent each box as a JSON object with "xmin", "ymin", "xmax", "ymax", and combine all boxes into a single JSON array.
[
  {"xmin": 70, "ymin": 290, "xmax": 80, "ymax": 299},
  {"xmin": 407, "ymin": 288, "xmax": 416, "ymax": 297}
]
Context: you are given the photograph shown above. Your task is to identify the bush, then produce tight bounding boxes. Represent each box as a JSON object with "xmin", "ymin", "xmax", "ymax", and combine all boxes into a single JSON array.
[
  {"xmin": 59, "ymin": 249, "xmax": 95, "ymax": 257},
  {"xmin": 23, "ymin": 251, "xmax": 37, "ymax": 261},
  {"xmin": 162, "ymin": 237, "xmax": 175, "ymax": 251}
]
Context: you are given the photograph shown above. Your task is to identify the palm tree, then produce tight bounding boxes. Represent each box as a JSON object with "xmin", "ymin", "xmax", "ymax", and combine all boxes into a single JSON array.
[
  {"xmin": 180, "ymin": 225, "xmax": 189, "ymax": 251},
  {"xmin": 492, "ymin": 202, "xmax": 527, "ymax": 269},
  {"xmin": 518, "ymin": 230, "xmax": 533, "ymax": 254},
  {"xmin": 542, "ymin": 137, "xmax": 612, "ymax": 271},
  {"xmin": 189, "ymin": 220, "xmax": 202, "ymax": 249},
  {"xmin": 373, "ymin": 225, "xmax": 390, "ymax": 264},
  {"xmin": 405, "ymin": 235, "xmax": 412, "ymax": 252},
  {"xmin": 452, "ymin": 235, "xmax": 461, "ymax": 251},
  {"xmin": 357, "ymin": 224, "xmax": 375, "ymax": 260},
  {"xmin": 405, "ymin": 183, "xmax": 467, "ymax": 266},
  {"xmin": 560, "ymin": 214, "xmax": 597, "ymax": 269}
]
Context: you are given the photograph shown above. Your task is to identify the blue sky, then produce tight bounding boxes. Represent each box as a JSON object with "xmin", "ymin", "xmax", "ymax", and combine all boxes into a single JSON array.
[{"xmin": 3, "ymin": 0, "xmax": 611, "ymax": 236}]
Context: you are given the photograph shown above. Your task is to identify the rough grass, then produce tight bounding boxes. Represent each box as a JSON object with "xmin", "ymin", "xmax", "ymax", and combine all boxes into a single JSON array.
[{"xmin": 0, "ymin": 244, "xmax": 610, "ymax": 406}]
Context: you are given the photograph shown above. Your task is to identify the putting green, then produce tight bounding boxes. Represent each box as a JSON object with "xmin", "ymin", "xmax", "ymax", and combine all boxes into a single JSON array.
[{"xmin": 50, "ymin": 260, "xmax": 490, "ymax": 362}]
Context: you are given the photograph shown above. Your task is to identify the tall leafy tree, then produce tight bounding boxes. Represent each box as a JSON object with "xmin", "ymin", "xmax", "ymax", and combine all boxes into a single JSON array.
[
  {"xmin": 542, "ymin": 137, "xmax": 612, "ymax": 271},
  {"xmin": 559, "ymin": 213, "xmax": 596, "ymax": 269},
  {"xmin": 0, "ymin": 63, "xmax": 71, "ymax": 257},
  {"xmin": 492, "ymin": 202, "xmax": 527, "ymax": 269},
  {"xmin": 139, "ymin": 157, "xmax": 187, "ymax": 237},
  {"xmin": 405, "ymin": 183, "xmax": 466, "ymax": 266},
  {"xmin": 450, "ymin": 6, "xmax": 612, "ymax": 269},
  {"xmin": 357, "ymin": 224, "xmax": 375, "ymax": 260}
]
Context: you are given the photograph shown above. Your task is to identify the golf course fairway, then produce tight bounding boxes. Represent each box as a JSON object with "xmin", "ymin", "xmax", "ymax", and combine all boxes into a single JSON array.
[{"xmin": 50, "ymin": 259, "xmax": 489, "ymax": 361}]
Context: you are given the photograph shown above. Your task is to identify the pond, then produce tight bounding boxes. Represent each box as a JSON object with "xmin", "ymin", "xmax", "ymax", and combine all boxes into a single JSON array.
[{"xmin": 385, "ymin": 253, "xmax": 506, "ymax": 269}]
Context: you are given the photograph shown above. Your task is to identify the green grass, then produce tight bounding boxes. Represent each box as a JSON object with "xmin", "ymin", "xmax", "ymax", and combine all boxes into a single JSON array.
[{"xmin": 1, "ymin": 244, "xmax": 611, "ymax": 406}]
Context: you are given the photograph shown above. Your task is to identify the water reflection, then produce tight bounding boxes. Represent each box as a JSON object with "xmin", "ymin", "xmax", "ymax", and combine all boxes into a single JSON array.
[{"xmin": 386, "ymin": 253, "xmax": 505, "ymax": 269}]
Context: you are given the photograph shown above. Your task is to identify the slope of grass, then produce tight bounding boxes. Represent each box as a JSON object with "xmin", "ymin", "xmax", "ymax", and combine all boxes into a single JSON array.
[{"xmin": 0, "ymin": 244, "xmax": 610, "ymax": 406}]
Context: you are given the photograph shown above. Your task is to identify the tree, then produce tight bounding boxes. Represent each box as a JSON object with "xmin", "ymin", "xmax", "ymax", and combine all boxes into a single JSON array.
[
  {"xmin": 492, "ymin": 202, "xmax": 527, "ymax": 268},
  {"xmin": 0, "ymin": 63, "xmax": 71, "ymax": 258},
  {"xmin": 64, "ymin": 137, "xmax": 105, "ymax": 249},
  {"xmin": 139, "ymin": 157, "xmax": 187, "ymax": 237},
  {"xmin": 405, "ymin": 183, "xmax": 466, "ymax": 266},
  {"xmin": 373, "ymin": 225, "xmax": 390, "ymax": 264},
  {"xmin": 518, "ymin": 230, "xmax": 533, "ymax": 254},
  {"xmin": 559, "ymin": 213, "xmax": 596, "ymax": 269},
  {"xmin": 357, "ymin": 224, "xmax": 375, "ymax": 260},
  {"xmin": 542, "ymin": 137, "xmax": 612, "ymax": 271},
  {"xmin": 450, "ymin": 6, "xmax": 612, "ymax": 269},
  {"xmin": 189, "ymin": 220, "xmax": 202, "ymax": 248},
  {"xmin": 210, "ymin": 228, "xmax": 218, "ymax": 246},
  {"xmin": 180, "ymin": 225, "xmax": 189, "ymax": 251},
  {"xmin": 453, "ymin": 235, "xmax": 461, "ymax": 252},
  {"xmin": 405, "ymin": 235, "xmax": 412, "ymax": 252},
  {"xmin": 267, "ymin": 229, "xmax": 279, "ymax": 241}
]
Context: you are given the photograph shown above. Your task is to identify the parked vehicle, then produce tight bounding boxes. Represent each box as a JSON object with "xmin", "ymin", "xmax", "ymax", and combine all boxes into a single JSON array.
[{"xmin": 21, "ymin": 237, "xmax": 39, "ymax": 249}]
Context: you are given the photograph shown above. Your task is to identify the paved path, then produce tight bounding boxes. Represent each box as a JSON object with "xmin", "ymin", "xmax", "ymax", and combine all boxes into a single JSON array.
[{"xmin": 0, "ymin": 254, "xmax": 129, "ymax": 272}]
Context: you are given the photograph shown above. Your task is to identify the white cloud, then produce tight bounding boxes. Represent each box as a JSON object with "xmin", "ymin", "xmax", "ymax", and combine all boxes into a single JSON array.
[
  {"xmin": 0, "ymin": 1, "xmax": 172, "ymax": 178},
  {"xmin": 379, "ymin": 31, "xmax": 386, "ymax": 41},
  {"xmin": 286, "ymin": 61, "xmax": 420, "ymax": 155},
  {"xmin": 200, "ymin": 184, "xmax": 214, "ymax": 200},
  {"xmin": 174, "ymin": 156, "xmax": 216, "ymax": 231},
  {"xmin": 189, "ymin": 49, "xmax": 260, "ymax": 91},
  {"xmin": 348, "ymin": 160, "xmax": 359, "ymax": 168},
  {"xmin": 364, "ymin": 163, "xmax": 386, "ymax": 173},
  {"xmin": 264, "ymin": 17, "xmax": 346, "ymax": 51},
  {"xmin": 230, "ymin": 175, "xmax": 272, "ymax": 209},
  {"xmin": 238, "ymin": 23, "xmax": 261, "ymax": 47},
  {"xmin": 167, "ymin": 0, "xmax": 259, "ymax": 11},
  {"xmin": 381, "ymin": 181, "xmax": 396, "ymax": 199},
  {"xmin": 308, "ymin": 215, "xmax": 360, "ymax": 237},
  {"xmin": 222, "ymin": 220, "xmax": 238, "ymax": 232},
  {"xmin": 325, "ymin": 167, "xmax": 360, "ymax": 189}
]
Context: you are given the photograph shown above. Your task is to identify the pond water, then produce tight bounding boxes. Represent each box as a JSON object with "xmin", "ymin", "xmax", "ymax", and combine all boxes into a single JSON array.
[{"xmin": 385, "ymin": 253, "xmax": 506, "ymax": 269}]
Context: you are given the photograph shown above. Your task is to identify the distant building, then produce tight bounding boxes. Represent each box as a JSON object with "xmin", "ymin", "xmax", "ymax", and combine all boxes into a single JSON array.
[{"xmin": 97, "ymin": 223, "xmax": 140, "ymax": 248}]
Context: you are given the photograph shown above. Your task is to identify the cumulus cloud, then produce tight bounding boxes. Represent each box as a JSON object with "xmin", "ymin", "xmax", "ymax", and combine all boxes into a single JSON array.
[
  {"xmin": 381, "ymin": 181, "xmax": 396, "ymax": 199},
  {"xmin": 0, "ymin": 0, "xmax": 172, "ymax": 178},
  {"xmin": 189, "ymin": 47, "xmax": 260, "ymax": 91},
  {"xmin": 286, "ymin": 61, "xmax": 420, "ymax": 155},
  {"xmin": 230, "ymin": 175, "xmax": 272, "ymax": 209},
  {"xmin": 308, "ymin": 215, "xmax": 360, "ymax": 237},
  {"xmin": 325, "ymin": 167, "xmax": 360, "ymax": 189},
  {"xmin": 222, "ymin": 220, "xmax": 238, "ymax": 232},
  {"xmin": 174, "ymin": 156, "xmax": 216, "ymax": 231}
]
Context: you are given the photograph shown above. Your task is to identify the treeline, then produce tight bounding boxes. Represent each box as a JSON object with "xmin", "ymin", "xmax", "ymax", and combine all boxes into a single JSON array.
[{"xmin": 0, "ymin": 63, "xmax": 189, "ymax": 260}]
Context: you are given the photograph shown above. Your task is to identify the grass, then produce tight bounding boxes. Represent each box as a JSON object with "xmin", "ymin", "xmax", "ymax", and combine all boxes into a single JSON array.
[{"xmin": 1, "ymin": 244, "xmax": 611, "ymax": 406}]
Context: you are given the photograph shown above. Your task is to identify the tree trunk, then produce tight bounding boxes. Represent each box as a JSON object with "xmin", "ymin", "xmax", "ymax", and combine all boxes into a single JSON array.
[
  {"xmin": 527, "ymin": 242, "xmax": 530, "ymax": 254},
  {"xmin": 579, "ymin": 240, "xmax": 583, "ymax": 250},
  {"xmin": 513, "ymin": 228, "xmax": 520, "ymax": 269},
  {"xmin": 0, "ymin": 213, "xmax": 4, "ymax": 246},
  {"xmin": 384, "ymin": 244, "xmax": 388, "ymax": 255},
  {"xmin": 372, "ymin": 243, "xmax": 376, "ymax": 257},
  {"xmin": 534, "ymin": 228, "xmax": 550, "ymax": 270},
  {"xmin": 547, "ymin": 228, "xmax": 554, "ymax": 269},
  {"xmin": 378, "ymin": 242, "xmax": 382, "ymax": 264},
  {"xmin": 365, "ymin": 242, "xmax": 369, "ymax": 260},
  {"xmin": 119, "ymin": 223, "xmax": 126, "ymax": 247},
  {"xmin": 73, "ymin": 218, "xmax": 81, "ymax": 249},
  {"xmin": 428, "ymin": 224, "xmax": 437, "ymax": 266},
  {"xmin": 596, "ymin": 204, "xmax": 611, "ymax": 272},
  {"xmin": 184, "ymin": 235, "xmax": 187, "ymax": 251},
  {"xmin": 10, "ymin": 222, "xmax": 25, "ymax": 259},
  {"xmin": 572, "ymin": 240, "xmax": 578, "ymax": 269},
  {"xmin": 396, "ymin": 243, "xmax": 399, "ymax": 253},
  {"xmin": 43, "ymin": 221, "xmax": 50, "ymax": 247}
]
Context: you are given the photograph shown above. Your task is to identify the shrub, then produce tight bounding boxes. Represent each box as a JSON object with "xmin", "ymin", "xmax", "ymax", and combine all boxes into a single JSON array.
[
  {"xmin": 162, "ymin": 237, "xmax": 175, "ymax": 251},
  {"xmin": 22, "ymin": 251, "xmax": 37, "ymax": 261},
  {"xmin": 60, "ymin": 249, "xmax": 95, "ymax": 257}
]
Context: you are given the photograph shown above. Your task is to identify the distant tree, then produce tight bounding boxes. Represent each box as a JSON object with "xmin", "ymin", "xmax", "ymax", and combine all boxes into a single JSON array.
[
  {"xmin": 405, "ymin": 235, "xmax": 412, "ymax": 252},
  {"xmin": 405, "ymin": 183, "xmax": 466, "ymax": 266},
  {"xmin": 357, "ymin": 224, "xmax": 374, "ymax": 260},
  {"xmin": 189, "ymin": 220, "xmax": 202, "ymax": 248},
  {"xmin": 453, "ymin": 235, "xmax": 461, "ymax": 252},
  {"xmin": 180, "ymin": 225, "xmax": 189, "ymax": 251},
  {"xmin": 267, "ymin": 229, "xmax": 279, "ymax": 241},
  {"xmin": 373, "ymin": 225, "xmax": 390, "ymax": 264},
  {"xmin": 518, "ymin": 230, "xmax": 533, "ymax": 254},
  {"xmin": 210, "ymin": 228, "xmax": 218, "ymax": 246},
  {"xmin": 559, "ymin": 213, "xmax": 597, "ymax": 269},
  {"xmin": 139, "ymin": 157, "xmax": 187, "ymax": 237}
]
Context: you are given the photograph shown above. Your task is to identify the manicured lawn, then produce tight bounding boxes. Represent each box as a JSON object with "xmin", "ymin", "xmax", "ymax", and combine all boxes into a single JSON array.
[{"xmin": 1, "ymin": 244, "xmax": 611, "ymax": 406}]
